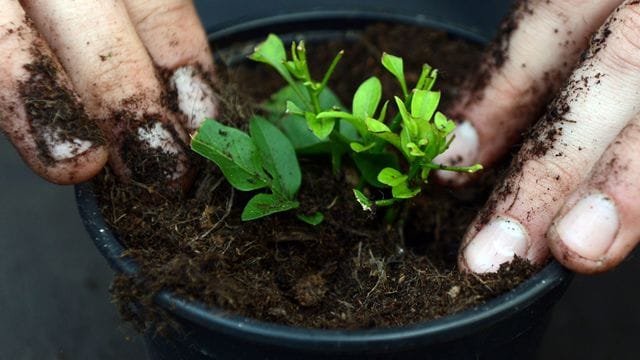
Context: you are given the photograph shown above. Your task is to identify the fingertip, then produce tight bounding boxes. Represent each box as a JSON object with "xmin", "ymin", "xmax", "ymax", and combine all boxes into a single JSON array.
[{"xmin": 37, "ymin": 144, "xmax": 109, "ymax": 185}]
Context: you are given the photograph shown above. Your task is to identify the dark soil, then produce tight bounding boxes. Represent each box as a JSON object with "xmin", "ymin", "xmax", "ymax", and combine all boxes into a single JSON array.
[{"xmin": 100, "ymin": 23, "xmax": 540, "ymax": 331}]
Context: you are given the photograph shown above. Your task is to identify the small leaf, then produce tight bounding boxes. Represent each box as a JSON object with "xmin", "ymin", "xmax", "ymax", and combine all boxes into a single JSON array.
[
  {"xmin": 353, "ymin": 189, "xmax": 373, "ymax": 211},
  {"xmin": 365, "ymin": 118, "xmax": 391, "ymax": 133},
  {"xmin": 434, "ymin": 112, "xmax": 455, "ymax": 134},
  {"xmin": 406, "ymin": 143, "xmax": 425, "ymax": 157},
  {"xmin": 285, "ymin": 100, "xmax": 304, "ymax": 115},
  {"xmin": 381, "ymin": 53, "xmax": 408, "ymax": 97},
  {"xmin": 377, "ymin": 100, "xmax": 389, "ymax": 122},
  {"xmin": 249, "ymin": 34, "xmax": 294, "ymax": 85},
  {"xmin": 353, "ymin": 77, "xmax": 382, "ymax": 119},
  {"xmin": 241, "ymin": 193, "xmax": 299, "ymax": 221},
  {"xmin": 411, "ymin": 90, "xmax": 440, "ymax": 121},
  {"xmin": 394, "ymin": 96, "xmax": 418, "ymax": 138},
  {"xmin": 350, "ymin": 142, "xmax": 375, "ymax": 153},
  {"xmin": 305, "ymin": 112, "xmax": 336, "ymax": 140},
  {"xmin": 377, "ymin": 167, "xmax": 408, "ymax": 187},
  {"xmin": 297, "ymin": 212, "xmax": 325, "ymax": 225},
  {"xmin": 191, "ymin": 119, "xmax": 268, "ymax": 191},
  {"xmin": 250, "ymin": 116, "xmax": 301, "ymax": 199},
  {"xmin": 392, "ymin": 182, "xmax": 421, "ymax": 199}
]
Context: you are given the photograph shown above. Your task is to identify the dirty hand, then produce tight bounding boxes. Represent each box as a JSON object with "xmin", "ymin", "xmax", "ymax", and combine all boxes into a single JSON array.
[
  {"xmin": 0, "ymin": 0, "xmax": 216, "ymax": 185},
  {"xmin": 438, "ymin": 0, "xmax": 640, "ymax": 274}
]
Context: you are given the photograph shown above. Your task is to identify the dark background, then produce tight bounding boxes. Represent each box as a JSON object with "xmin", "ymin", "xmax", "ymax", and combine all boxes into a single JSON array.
[{"xmin": 1, "ymin": 1, "xmax": 638, "ymax": 359}]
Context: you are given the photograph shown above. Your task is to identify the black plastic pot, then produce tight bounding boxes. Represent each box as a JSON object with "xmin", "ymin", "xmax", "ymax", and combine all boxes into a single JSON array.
[{"xmin": 76, "ymin": 6, "xmax": 572, "ymax": 360}]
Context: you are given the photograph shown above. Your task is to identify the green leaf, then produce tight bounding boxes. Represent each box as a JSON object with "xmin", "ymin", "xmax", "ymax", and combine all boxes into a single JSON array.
[
  {"xmin": 394, "ymin": 96, "xmax": 418, "ymax": 138},
  {"xmin": 434, "ymin": 112, "xmax": 455, "ymax": 134},
  {"xmin": 191, "ymin": 119, "xmax": 268, "ymax": 191},
  {"xmin": 350, "ymin": 142, "xmax": 375, "ymax": 153},
  {"xmin": 250, "ymin": 116, "xmax": 301, "ymax": 199},
  {"xmin": 352, "ymin": 77, "xmax": 382, "ymax": 119},
  {"xmin": 377, "ymin": 100, "xmax": 389, "ymax": 122},
  {"xmin": 249, "ymin": 34, "xmax": 295, "ymax": 85},
  {"xmin": 392, "ymin": 182, "xmax": 421, "ymax": 199},
  {"xmin": 285, "ymin": 100, "xmax": 304, "ymax": 115},
  {"xmin": 411, "ymin": 90, "xmax": 440, "ymax": 121},
  {"xmin": 353, "ymin": 189, "xmax": 373, "ymax": 211},
  {"xmin": 305, "ymin": 112, "xmax": 335, "ymax": 140},
  {"xmin": 352, "ymin": 152, "xmax": 400, "ymax": 188},
  {"xmin": 381, "ymin": 53, "xmax": 408, "ymax": 97},
  {"xmin": 365, "ymin": 118, "xmax": 391, "ymax": 133},
  {"xmin": 406, "ymin": 143, "xmax": 425, "ymax": 157},
  {"xmin": 241, "ymin": 193, "xmax": 299, "ymax": 221},
  {"xmin": 371, "ymin": 131, "xmax": 401, "ymax": 150},
  {"xmin": 297, "ymin": 212, "xmax": 325, "ymax": 225},
  {"xmin": 377, "ymin": 167, "xmax": 408, "ymax": 187}
]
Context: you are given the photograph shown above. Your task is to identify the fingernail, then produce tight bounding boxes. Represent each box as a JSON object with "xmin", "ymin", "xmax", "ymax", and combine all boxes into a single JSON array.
[
  {"xmin": 434, "ymin": 121, "xmax": 479, "ymax": 183},
  {"xmin": 171, "ymin": 66, "xmax": 217, "ymax": 132},
  {"xmin": 554, "ymin": 193, "xmax": 619, "ymax": 260},
  {"xmin": 43, "ymin": 131, "xmax": 93, "ymax": 161},
  {"xmin": 463, "ymin": 217, "xmax": 529, "ymax": 273},
  {"xmin": 136, "ymin": 122, "xmax": 187, "ymax": 180}
]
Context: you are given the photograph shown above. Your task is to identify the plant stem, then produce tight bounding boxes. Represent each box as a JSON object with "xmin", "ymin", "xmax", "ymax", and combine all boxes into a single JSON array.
[
  {"xmin": 320, "ymin": 50, "xmax": 344, "ymax": 92},
  {"xmin": 423, "ymin": 162, "xmax": 481, "ymax": 173}
]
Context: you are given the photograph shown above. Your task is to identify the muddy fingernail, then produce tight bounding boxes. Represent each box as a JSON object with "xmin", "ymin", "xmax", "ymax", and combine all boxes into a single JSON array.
[
  {"xmin": 463, "ymin": 217, "xmax": 529, "ymax": 273},
  {"xmin": 171, "ymin": 65, "xmax": 217, "ymax": 132},
  {"xmin": 135, "ymin": 121, "xmax": 188, "ymax": 180},
  {"xmin": 43, "ymin": 131, "xmax": 94, "ymax": 161},
  {"xmin": 434, "ymin": 121, "xmax": 479, "ymax": 183},
  {"xmin": 554, "ymin": 193, "xmax": 619, "ymax": 260}
]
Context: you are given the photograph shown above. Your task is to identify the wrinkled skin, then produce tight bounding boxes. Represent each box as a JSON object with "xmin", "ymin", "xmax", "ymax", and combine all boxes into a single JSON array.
[{"xmin": 1, "ymin": 0, "xmax": 639, "ymax": 274}]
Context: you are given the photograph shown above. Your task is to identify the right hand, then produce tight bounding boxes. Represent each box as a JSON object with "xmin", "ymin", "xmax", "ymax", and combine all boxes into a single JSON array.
[{"xmin": 0, "ymin": 0, "xmax": 217, "ymax": 185}]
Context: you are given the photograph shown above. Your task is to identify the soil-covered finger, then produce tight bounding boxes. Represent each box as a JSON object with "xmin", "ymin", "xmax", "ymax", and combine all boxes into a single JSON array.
[
  {"xmin": 22, "ymin": 0, "xmax": 193, "ymax": 186},
  {"xmin": 460, "ymin": 1, "xmax": 640, "ymax": 273},
  {"xmin": 549, "ymin": 119, "xmax": 640, "ymax": 273},
  {"xmin": 0, "ymin": 3, "xmax": 106, "ymax": 184},
  {"xmin": 446, "ymin": 0, "xmax": 623, "ymax": 172},
  {"xmin": 125, "ymin": 0, "xmax": 218, "ymax": 133}
]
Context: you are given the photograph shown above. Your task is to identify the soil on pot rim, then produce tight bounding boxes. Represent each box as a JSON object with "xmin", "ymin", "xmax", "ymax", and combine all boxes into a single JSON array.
[{"xmin": 98, "ymin": 23, "xmax": 541, "ymax": 331}]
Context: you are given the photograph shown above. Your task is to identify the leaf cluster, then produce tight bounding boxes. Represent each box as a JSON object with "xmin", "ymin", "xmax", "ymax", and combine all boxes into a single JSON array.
[{"xmin": 192, "ymin": 33, "xmax": 482, "ymax": 222}]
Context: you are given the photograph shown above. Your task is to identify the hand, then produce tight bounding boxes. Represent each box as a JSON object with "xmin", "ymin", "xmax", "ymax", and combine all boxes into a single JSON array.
[
  {"xmin": 438, "ymin": 0, "xmax": 640, "ymax": 274},
  {"xmin": 0, "ymin": 0, "xmax": 217, "ymax": 185}
]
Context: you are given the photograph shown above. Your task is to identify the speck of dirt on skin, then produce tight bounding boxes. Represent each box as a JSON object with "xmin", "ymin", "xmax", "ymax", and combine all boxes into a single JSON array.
[{"xmin": 17, "ymin": 45, "xmax": 105, "ymax": 165}]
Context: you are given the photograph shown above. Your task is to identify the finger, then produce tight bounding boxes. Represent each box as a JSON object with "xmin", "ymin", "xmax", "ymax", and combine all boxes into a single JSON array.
[
  {"xmin": 0, "ymin": 0, "xmax": 107, "ymax": 184},
  {"xmin": 124, "ymin": 0, "xmax": 218, "ymax": 133},
  {"xmin": 436, "ymin": 0, "xmax": 623, "ymax": 184},
  {"xmin": 548, "ymin": 119, "xmax": 640, "ymax": 273},
  {"xmin": 22, "ymin": 0, "xmax": 192, "ymax": 186},
  {"xmin": 459, "ymin": 1, "xmax": 640, "ymax": 273}
]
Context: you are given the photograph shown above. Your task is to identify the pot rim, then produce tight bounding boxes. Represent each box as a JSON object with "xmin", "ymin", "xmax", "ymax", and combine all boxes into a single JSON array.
[{"xmin": 75, "ymin": 11, "xmax": 572, "ymax": 353}]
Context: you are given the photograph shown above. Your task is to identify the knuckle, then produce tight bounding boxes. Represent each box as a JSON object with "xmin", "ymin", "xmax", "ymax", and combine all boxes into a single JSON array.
[
  {"xmin": 521, "ymin": 157, "xmax": 581, "ymax": 195},
  {"xmin": 133, "ymin": 1, "xmax": 191, "ymax": 33}
]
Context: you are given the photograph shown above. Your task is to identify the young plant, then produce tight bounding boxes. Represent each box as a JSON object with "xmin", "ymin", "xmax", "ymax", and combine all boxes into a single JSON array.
[{"xmin": 191, "ymin": 33, "xmax": 482, "ymax": 224}]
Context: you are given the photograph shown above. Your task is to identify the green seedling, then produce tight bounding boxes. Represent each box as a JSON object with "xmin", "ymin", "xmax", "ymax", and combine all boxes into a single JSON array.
[{"xmin": 192, "ymin": 34, "xmax": 482, "ymax": 224}]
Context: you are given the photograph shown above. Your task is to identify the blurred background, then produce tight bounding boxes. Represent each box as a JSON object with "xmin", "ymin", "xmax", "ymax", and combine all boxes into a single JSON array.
[{"xmin": 1, "ymin": 1, "xmax": 637, "ymax": 359}]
